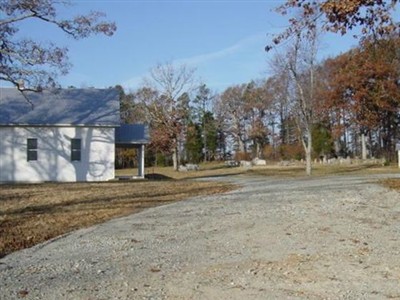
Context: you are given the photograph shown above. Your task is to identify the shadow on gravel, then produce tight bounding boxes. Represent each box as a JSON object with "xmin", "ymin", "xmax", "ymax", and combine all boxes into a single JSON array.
[
  {"xmin": 145, "ymin": 172, "xmax": 244, "ymax": 181},
  {"xmin": 145, "ymin": 173, "xmax": 174, "ymax": 180},
  {"xmin": 184, "ymin": 172, "xmax": 244, "ymax": 180}
]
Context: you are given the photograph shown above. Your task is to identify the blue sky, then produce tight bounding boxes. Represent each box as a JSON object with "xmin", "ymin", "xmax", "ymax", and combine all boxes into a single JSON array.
[{"xmin": 13, "ymin": 0, "xmax": 371, "ymax": 93}]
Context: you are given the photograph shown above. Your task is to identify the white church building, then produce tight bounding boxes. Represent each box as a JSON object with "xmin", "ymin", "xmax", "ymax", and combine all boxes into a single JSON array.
[{"xmin": 0, "ymin": 88, "xmax": 148, "ymax": 182}]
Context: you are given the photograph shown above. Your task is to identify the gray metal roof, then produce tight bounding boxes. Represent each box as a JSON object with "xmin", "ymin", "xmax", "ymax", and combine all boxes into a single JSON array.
[
  {"xmin": 0, "ymin": 88, "xmax": 120, "ymax": 126},
  {"xmin": 115, "ymin": 124, "xmax": 149, "ymax": 145}
]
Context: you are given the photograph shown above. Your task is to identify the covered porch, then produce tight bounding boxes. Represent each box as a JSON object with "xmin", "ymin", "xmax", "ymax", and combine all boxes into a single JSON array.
[{"xmin": 115, "ymin": 124, "xmax": 149, "ymax": 179}]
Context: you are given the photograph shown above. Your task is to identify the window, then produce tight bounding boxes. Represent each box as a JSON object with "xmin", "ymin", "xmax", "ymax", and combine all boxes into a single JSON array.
[
  {"xmin": 27, "ymin": 138, "xmax": 38, "ymax": 161},
  {"xmin": 71, "ymin": 139, "xmax": 81, "ymax": 161}
]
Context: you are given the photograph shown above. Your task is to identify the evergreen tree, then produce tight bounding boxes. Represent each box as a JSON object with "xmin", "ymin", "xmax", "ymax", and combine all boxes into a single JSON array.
[
  {"xmin": 312, "ymin": 122, "xmax": 334, "ymax": 160},
  {"xmin": 203, "ymin": 111, "xmax": 218, "ymax": 161},
  {"xmin": 185, "ymin": 121, "xmax": 203, "ymax": 163},
  {"xmin": 193, "ymin": 84, "xmax": 214, "ymax": 161}
]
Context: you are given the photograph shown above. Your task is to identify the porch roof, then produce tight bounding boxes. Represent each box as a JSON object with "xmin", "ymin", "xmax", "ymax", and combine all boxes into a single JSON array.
[{"xmin": 115, "ymin": 124, "xmax": 149, "ymax": 147}]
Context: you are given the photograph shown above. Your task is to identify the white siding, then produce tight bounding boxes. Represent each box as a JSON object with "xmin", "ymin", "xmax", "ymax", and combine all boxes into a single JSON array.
[{"xmin": 0, "ymin": 127, "xmax": 115, "ymax": 182}]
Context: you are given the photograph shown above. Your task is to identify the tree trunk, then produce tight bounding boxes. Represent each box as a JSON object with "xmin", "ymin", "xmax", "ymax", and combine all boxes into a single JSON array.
[
  {"xmin": 303, "ymin": 130, "xmax": 312, "ymax": 176},
  {"xmin": 172, "ymin": 147, "xmax": 178, "ymax": 171},
  {"xmin": 306, "ymin": 146, "xmax": 312, "ymax": 175},
  {"xmin": 256, "ymin": 142, "xmax": 261, "ymax": 158},
  {"xmin": 238, "ymin": 138, "xmax": 245, "ymax": 153},
  {"xmin": 203, "ymin": 125, "xmax": 208, "ymax": 163},
  {"xmin": 334, "ymin": 139, "xmax": 340, "ymax": 155},
  {"xmin": 361, "ymin": 133, "xmax": 367, "ymax": 160}
]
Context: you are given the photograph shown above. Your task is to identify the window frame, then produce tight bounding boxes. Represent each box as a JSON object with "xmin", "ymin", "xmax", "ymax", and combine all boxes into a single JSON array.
[
  {"xmin": 71, "ymin": 138, "xmax": 82, "ymax": 162},
  {"xmin": 27, "ymin": 138, "xmax": 38, "ymax": 161}
]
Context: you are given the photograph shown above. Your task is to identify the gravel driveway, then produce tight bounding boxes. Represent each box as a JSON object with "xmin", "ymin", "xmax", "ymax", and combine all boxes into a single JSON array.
[{"xmin": 1, "ymin": 173, "xmax": 400, "ymax": 299}]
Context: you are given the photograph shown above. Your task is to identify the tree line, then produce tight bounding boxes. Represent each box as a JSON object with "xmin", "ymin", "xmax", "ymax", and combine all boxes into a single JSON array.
[{"xmin": 117, "ymin": 33, "xmax": 400, "ymax": 172}]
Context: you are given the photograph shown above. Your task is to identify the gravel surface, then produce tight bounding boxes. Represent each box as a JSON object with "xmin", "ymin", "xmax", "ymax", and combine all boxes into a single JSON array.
[{"xmin": 1, "ymin": 173, "xmax": 400, "ymax": 299}]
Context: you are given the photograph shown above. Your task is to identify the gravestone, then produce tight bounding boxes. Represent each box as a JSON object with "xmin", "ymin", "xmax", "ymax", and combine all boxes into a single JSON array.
[{"xmin": 252, "ymin": 158, "xmax": 267, "ymax": 166}]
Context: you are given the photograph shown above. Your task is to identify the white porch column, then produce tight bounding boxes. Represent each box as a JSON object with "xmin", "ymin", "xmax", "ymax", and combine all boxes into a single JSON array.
[
  {"xmin": 138, "ymin": 144, "xmax": 145, "ymax": 178},
  {"xmin": 396, "ymin": 143, "xmax": 400, "ymax": 169},
  {"xmin": 398, "ymin": 150, "xmax": 400, "ymax": 169}
]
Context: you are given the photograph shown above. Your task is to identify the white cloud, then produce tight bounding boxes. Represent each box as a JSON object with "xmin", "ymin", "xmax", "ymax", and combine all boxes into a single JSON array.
[
  {"xmin": 121, "ymin": 33, "xmax": 265, "ymax": 90},
  {"xmin": 176, "ymin": 33, "xmax": 264, "ymax": 66}
]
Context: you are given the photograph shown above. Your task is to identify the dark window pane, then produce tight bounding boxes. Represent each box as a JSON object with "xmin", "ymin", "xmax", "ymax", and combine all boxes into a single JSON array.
[
  {"xmin": 28, "ymin": 150, "xmax": 37, "ymax": 161},
  {"xmin": 71, "ymin": 139, "xmax": 81, "ymax": 150},
  {"xmin": 27, "ymin": 138, "xmax": 38, "ymax": 161},
  {"xmin": 71, "ymin": 139, "xmax": 81, "ymax": 161},
  {"xmin": 71, "ymin": 151, "xmax": 81, "ymax": 161},
  {"xmin": 27, "ymin": 138, "xmax": 37, "ymax": 149}
]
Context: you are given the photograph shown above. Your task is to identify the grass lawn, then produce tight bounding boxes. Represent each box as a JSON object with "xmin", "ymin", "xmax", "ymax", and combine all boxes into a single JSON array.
[
  {"xmin": 0, "ymin": 174, "xmax": 235, "ymax": 258},
  {"xmin": 248, "ymin": 163, "xmax": 400, "ymax": 177},
  {"xmin": 1, "ymin": 162, "xmax": 399, "ymax": 258}
]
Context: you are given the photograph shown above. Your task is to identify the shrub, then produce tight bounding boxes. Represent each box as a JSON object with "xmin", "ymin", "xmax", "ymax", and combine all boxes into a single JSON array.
[
  {"xmin": 234, "ymin": 151, "xmax": 252, "ymax": 161},
  {"xmin": 279, "ymin": 143, "xmax": 304, "ymax": 160}
]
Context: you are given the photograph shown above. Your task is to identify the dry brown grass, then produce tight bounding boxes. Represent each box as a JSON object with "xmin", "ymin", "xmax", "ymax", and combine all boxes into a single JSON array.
[
  {"xmin": 381, "ymin": 178, "xmax": 400, "ymax": 191},
  {"xmin": 119, "ymin": 162, "xmax": 399, "ymax": 180},
  {"xmin": 249, "ymin": 163, "xmax": 399, "ymax": 177},
  {"xmin": 0, "ymin": 179, "xmax": 234, "ymax": 258}
]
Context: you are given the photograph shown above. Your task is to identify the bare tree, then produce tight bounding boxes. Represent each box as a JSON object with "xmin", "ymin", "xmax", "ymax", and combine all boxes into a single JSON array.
[
  {"xmin": 218, "ymin": 84, "xmax": 249, "ymax": 154},
  {"xmin": 0, "ymin": 0, "xmax": 116, "ymax": 92},
  {"xmin": 141, "ymin": 62, "xmax": 196, "ymax": 171},
  {"xmin": 272, "ymin": 20, "xmax": 320, "ymax": 175},
  {"xmin": 243, "ymin": 80, "xmax": 272, "ymax": 158}
]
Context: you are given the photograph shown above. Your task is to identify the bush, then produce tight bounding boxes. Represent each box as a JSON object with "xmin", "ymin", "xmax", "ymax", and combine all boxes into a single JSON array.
[
  {"xmin": 279, "ymin": 144, "xmax": 304, "ymax": 160},
  {"xmin": 155, "ymin": 152, "xmax": 171, "ymax": 167},
  {"xmin": 234, "ymin": 151, "xmax": 252, "ymax": 161},
  {"xmin": 263, "ymin": 145, "xmax": 277, "ymax": 160}
]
